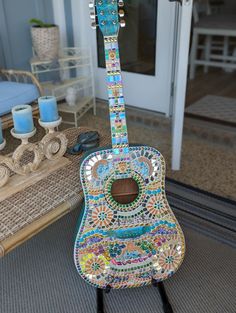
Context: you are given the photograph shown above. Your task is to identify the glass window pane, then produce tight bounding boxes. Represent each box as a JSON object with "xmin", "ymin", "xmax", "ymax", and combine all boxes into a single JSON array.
[{"xmin": 97, "ymin": 0, "xmax": 158, "ymax": 76}]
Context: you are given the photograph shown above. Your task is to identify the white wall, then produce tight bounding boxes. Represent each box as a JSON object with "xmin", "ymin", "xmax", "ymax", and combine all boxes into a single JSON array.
[
  {"xmin": 0, "ymin": 0, "xmax": 54, "ymax": 70},
  {"xmin": 71, "ymin": 0, "xmax": 92, "ymax": 48},
  {"xmin": 52, "ymin": 0, "xmax": 67, "ymax": 48}
]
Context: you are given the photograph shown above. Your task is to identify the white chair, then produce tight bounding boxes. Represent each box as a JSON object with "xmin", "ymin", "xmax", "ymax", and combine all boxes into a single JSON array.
[{"xmin": 189, "ymin": 0, "xmax": 236, "ymax": 79}]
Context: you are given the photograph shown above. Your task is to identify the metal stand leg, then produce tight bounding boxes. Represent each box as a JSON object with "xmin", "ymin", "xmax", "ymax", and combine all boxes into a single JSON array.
[
  {"xmin": 96, "ymin": 282, "xmax": 173, "ymax": 313},
  {"xmin": 97, "ymin": 288, "xmax": 104, "ymax": 313},
  {"xmin": 97, "ymin": 286, "xmax": 111, "ymax": 313},
  {"xmin": 152, "ymin": 279, "xmax": 174, "ymax": 313}
]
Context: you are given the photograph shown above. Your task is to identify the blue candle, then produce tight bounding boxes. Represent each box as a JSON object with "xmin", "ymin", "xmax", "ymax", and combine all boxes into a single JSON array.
[
  {"xmin": 0, "ymin": 119, "xmax": 3, "ymax": 144},
  {"xmin": 38, "ymin": 96, "xmax": 59, "ymax": 122},
  {"xmin": 12, "ymin": 105, "xmax": 34, "ymax": 134}
]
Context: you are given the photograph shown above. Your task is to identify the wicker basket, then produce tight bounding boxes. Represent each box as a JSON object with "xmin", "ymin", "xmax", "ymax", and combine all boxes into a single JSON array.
[{"xmin": 31, "ymin": 26, "xmax": 60, "ymax": 61}]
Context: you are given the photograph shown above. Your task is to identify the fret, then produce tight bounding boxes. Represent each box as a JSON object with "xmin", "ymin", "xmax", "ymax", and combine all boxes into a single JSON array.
[{"xmin": 104, "ymin": 36, "xmax": 130, "ymax": 165}]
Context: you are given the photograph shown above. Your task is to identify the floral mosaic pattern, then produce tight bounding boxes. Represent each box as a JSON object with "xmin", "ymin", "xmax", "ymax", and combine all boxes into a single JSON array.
[
  {"xmin": 80, "ymin": 253, "xmax": 109, "ymax": 277},
  {"xmin": 89, "ymin": 205, "xmax": 114, "ymax": 228},
  {"xmin": 146, "ymin": 194, "xmax": 165, "ymax": 217},
  {"xmin": 158, "ymin": 248, "xmax": 182, "ymax": 272}
]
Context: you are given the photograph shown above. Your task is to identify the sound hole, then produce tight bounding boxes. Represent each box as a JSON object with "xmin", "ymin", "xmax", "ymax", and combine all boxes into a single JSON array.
[{"xmin": 111, "ymin": 178, "xmax": 139, "ymax": 205}]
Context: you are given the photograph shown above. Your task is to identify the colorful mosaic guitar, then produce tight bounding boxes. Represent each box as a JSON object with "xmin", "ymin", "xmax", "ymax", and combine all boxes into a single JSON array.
[{"xmin": 74, "ymin": 0, "xmax": 185, "ymax": 289}]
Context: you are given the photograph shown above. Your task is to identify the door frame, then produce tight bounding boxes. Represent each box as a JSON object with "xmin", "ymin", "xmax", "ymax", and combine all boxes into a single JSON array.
[{"xmin": 172, "ymin": 0, "xmax": 193, "ymax": 170}]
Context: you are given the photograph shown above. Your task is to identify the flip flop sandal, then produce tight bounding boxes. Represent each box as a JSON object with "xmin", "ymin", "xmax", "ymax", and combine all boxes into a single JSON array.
[{"xmin": 67, "ymin": 131, "xmax": 100, "ymax": 155}]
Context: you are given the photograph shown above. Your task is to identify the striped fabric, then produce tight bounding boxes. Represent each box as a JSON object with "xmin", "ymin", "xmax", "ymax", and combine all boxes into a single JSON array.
[{"xmin": 0, "ymin": 208, "xmax": 235, "ymax": 313}]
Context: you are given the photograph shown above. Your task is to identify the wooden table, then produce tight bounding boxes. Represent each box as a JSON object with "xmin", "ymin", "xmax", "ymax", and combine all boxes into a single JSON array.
[{"xmin": 0, "ymin": 127, "xmax": 110, "ymax": 257}]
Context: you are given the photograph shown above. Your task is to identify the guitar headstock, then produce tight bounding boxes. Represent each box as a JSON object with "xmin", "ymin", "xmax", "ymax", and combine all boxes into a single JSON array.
[{"xmin": 89, "ymin": 0, "xmax": 125, "ymax": 37}]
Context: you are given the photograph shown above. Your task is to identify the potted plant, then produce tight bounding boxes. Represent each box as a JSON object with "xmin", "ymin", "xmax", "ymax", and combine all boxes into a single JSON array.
[{"xmin": 29, "ymin": 18, "xmax": 60, "ymax": 61}]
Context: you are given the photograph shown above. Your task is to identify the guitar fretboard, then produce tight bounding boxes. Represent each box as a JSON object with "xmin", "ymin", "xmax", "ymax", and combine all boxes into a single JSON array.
[{"xmin": 104, "ymin": 36, "xmax": 131, "ymax": 174}]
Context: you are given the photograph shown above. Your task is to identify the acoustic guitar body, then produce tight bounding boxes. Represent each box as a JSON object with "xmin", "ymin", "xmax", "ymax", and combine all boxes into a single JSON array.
[{"xmin": 74, "ymin": 145, "xmax": 185, "ymax": 289}]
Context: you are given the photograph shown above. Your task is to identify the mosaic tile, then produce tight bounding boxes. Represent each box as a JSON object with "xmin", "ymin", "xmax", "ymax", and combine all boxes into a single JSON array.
[
  {"xmin": 74, "ymin": 7, "xmax": 185, "ymax": 289},
  {"xmin": 74, "ymin": 146, "xmax": 185, "ymax": 289}
]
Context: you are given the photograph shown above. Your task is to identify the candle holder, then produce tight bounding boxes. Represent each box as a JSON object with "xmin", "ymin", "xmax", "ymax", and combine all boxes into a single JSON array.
[
  {"xmin": 8, "ymin": 128, "xmax": 43, "ymax": 176},
  {"xmin": 0, "ymin": 117, "xmax": 70, "ymax": 199},
  {"xmin": 38, "ymin": 117, "xmax": 68, "ymax": 160},
  {"xmin": 0, "ymin": 139, "xmax": 6, "ymax": 151},
  {"xmin": 38, "ymin": 116, "xmax": 62, "ymax": 133},
  {"xmin": 0, "ymin": 139, "xmax": 8, "ymax": 187}
]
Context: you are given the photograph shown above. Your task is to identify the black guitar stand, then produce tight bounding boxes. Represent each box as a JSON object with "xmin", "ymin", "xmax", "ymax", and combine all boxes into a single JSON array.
[
  {"xmin": 96, "ymin": 280, "xmax": 173, "ymax": 313},
  {"xmin": 152, "ymin": 279, "xmax": 174, "ymax": 313},
  {"xmin": 97, "ymin": 285, "xmax": 111, "ymax": 313}
]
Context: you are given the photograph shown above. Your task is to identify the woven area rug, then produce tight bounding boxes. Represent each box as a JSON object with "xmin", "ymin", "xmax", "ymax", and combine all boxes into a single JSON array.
[
  {"xmin": 0, "ymin": 207, "xmax": 235, "ymax": 313},
  {"xmin": 185, "ymin": 95, "xmax": 236, "ymax": 126}
]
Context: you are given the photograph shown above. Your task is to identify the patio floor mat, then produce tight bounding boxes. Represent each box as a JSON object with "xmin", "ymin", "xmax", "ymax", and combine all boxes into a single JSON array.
[
  {"xmin": 0, "ymin": 207, "xmax": 235, "ymax": 313},
  {"xmin": 185, "ymin": 95, "xmax": 236, "ymax": 126}
]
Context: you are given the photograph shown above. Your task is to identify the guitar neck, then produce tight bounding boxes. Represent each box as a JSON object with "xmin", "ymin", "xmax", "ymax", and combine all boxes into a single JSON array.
[{"xmin": 104, "ymin": 36, "xmax": 130, "ymax": 159}]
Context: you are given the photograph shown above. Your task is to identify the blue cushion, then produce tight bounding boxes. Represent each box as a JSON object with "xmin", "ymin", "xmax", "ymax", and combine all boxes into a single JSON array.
[{"xmin": 0, "ymin": 81, "xmax": 40, "ymax": 116}]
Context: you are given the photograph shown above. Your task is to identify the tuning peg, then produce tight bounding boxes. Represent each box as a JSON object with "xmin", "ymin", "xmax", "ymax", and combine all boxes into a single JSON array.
[
  {"xmin": 119, "ymin": 9, "xmax": 125, "ymax": 17},
  {"xmin": 90, "ymin": 12, "xmax": 96, "ymax": 19},
  {"xmin": 89, "ymin": 1, "xmax": 94, "ymax": 8},
  {"xmin": 118, "ymin": 0, "xmax": 124, "ymax": 7},
  {"xmin": 91, "ymin": 22, "xmax": 98, "ymax": 29},
  {"xmin": 120, "ymin": 19, "xmax": 126, "ymax": 27}
]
